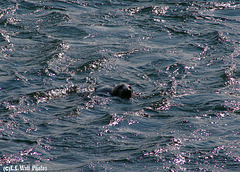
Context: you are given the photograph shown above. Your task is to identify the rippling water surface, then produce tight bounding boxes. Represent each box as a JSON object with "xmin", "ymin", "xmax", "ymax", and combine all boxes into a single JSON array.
[{"xmin": 0, "ymin": 0, "xmax": 240, "ymax": 171}]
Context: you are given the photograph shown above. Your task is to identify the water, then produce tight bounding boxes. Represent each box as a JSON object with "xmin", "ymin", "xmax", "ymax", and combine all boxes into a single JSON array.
[{"xmin": 0, "ymin": 0, "xmax": 240, "ymax": 171}]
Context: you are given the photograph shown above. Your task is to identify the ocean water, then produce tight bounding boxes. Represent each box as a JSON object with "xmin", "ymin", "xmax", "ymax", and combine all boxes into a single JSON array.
[{"xmin": 0, "ymin": 0, "xmax": 240, "ymax": 171}]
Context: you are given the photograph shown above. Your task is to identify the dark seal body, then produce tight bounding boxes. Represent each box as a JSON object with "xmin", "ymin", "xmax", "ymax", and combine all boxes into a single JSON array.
[{"xmin": 95, "ymin": 83, "xmax": 133, "ymax": 99}]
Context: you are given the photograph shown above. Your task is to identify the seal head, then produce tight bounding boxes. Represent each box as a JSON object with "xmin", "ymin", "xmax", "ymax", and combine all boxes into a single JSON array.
[
  {"xmin": 95, "ymin": 83, "xmax": 133, "ymax": 99},
  {"xmin": 111, "ymin": 83, "xmax": 133, "ymax": 99}
]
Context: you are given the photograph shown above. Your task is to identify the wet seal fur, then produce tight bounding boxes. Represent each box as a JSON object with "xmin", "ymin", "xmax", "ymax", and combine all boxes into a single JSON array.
[{"xmin": 95, "ymin": 83, "xmax": 133, "ymax": 99}]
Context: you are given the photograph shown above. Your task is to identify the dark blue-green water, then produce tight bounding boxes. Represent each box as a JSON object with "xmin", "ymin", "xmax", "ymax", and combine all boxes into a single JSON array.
[{"xmin": 0, "ymin": 0, "xmax": 240, "ymax": 171}]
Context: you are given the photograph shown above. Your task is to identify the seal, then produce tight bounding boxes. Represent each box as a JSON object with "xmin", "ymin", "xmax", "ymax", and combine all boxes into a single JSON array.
[{"xmin": 95, "ymin": 83, "xmax": 133, "ymax": 99}]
